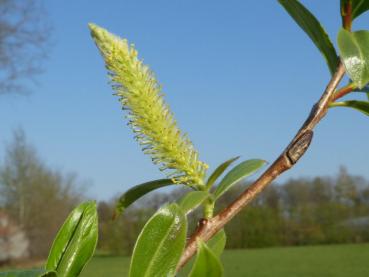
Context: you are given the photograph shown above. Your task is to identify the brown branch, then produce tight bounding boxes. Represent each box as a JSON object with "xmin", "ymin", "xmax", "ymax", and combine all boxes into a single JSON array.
[
  {"xmin": 332, "ymin": 84, "xmax": 354, "ymax": 102},
  {"xmin": 342, "ymin": 1, "xmax": 352, "ymax": 31},
  {"xmin": 177, "ymin": 63, "xmax": 346, "ymax": 271}
]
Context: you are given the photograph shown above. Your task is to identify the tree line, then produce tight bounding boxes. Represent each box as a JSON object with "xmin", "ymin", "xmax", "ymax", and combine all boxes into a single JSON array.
[
  {"xmin": 98, "ymin": 167, "xmax": 369, "ymax": 255},
  {"xmin": 1, "ymin": 131, "xmax": 369, "ymax": 261}
]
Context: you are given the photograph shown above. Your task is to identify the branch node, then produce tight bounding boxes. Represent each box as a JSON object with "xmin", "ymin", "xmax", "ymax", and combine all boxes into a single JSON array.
[
  {"xmin": 197, "ymin": 218, "xmax": 208, "ymax": 229},
  {"xmin": 286, "ymin": 130, "xmax": 314, "ymax": 165}
]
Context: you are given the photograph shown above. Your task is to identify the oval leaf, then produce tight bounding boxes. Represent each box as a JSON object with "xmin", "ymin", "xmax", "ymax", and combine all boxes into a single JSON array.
[
  {"xmin": 338, "ymin": 29, "xmax": 369, "ymax": 89},
  {"xmin": 0, "ymin": 271, "xmax": 57, "ymax": 277},
  {"xmin": 278, "ymin": 0, "xmax": 339, "ymax": 75},
  {"xmin": 46, "ymin": 201, "xmax": 98, "ymax": 277},
  {"xmin": 207, "ymin": 229, "xmax": 227, "ymax": 258},
  {"xmin": 330, "ymin": 100, "xmax": 369, "ymax": 116},
  {"xmin": 214, "ymin": 159, "xmax": 266, "ymax": 200},
  {"xmin": 206, "ymin": 156, "xmax": 240, "ymax": 189},
  {"xmin": 115, "ymin": 179, "xmax": 175, "ymax": 217},
  {"xmin": 129, "ymin": 203, "xmax": 187, "ymax": 277},
  {"xmin": 188, "ymin": 241, "xmax": 224, "ymax": 277},
  {"xmin": 178, "ymin": 191, "xmax": 209, "ymax": 214}
]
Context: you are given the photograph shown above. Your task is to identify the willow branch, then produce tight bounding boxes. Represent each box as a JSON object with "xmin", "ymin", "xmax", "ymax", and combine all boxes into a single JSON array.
[
  {"xmin": 332, "ymin": 83, "xmax": 355, "ymax": 101},
  {"xmin": 177, "ymin": 63, "xmax": 346, "ymax": 270}
]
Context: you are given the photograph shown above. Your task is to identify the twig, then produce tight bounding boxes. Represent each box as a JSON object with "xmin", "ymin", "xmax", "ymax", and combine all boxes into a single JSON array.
[
  {"xmin": 332, "ymin": 83, "xmax": 355, "ymax": 102},
  {"xmin": 177, "ymin": 63, "xmax": 346, "ymax": 270},
  {"xmin": 342, "ymin": 0, "xmax": 352, "ymax": 31}
]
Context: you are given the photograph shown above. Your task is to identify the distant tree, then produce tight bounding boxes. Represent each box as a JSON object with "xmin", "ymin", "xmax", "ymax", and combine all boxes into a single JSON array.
[
  {"xmin": 262, "ymin": 185, "xmax": 281, "ymax": 210},
  {"xmin": 0, "ymin": 130, "xmax": 82, "ymax": 257},
  {"xmin": 0, "ymin": 0, "xmax": 50, "ymax": 94},
  {"xmin": 310, "ymin": 177, "xmax": 333, "ymax": 204},
  {"xmin": 335, "ymin": 166, "xmax": 360, "ymax": 207}
]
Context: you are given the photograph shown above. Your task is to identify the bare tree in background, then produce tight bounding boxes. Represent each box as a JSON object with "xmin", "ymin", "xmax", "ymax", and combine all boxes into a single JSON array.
[
  {"xmin": 0, "ymin": 130, "xmax": 83, "ymax": 258},
  {"xmin": 0, "ymin": 0, "xmax": 50, "ymax": 94}
]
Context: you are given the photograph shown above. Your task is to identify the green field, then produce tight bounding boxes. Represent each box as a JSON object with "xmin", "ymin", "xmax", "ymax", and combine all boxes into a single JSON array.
[{"xmin": 80, "ymin": 243, "xmax": 369, "ymax": 277}]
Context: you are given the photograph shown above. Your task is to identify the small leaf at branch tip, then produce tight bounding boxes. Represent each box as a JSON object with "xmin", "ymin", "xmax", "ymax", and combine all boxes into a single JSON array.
[
  {"xmin": 337, "ymin": 29, "xmax": 369, "ymax": 89},
  {"xmin": 213, "ymin": 159, "xmax": 267, "ymax": 200},
  {"xmin": 114, "ymin": 179, "xmax": 175, "ymax": 218},
  {"xmin": 206, "ymin": 156, "xmax": 241, "ymax": 189},
  {"xmin": 178, "ymin": 191, "xmax": 209, "ymax": 215}
]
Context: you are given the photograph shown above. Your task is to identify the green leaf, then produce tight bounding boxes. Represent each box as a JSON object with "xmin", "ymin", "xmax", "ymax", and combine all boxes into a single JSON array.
[
  {"xmin": 207, "ymin": 229, "xmax": 227, "ymax": 257},
  {"xmin": 188, "ymin": 241, "xmax": 224, "ymax": 277},
  {"xmin": 178, "ymin": 191, "xmax": 209, "ymax": 214},
  {"xmin": 214, "ymin": 159, "xmax": 266, "ymax": 200},
  {"xmin": 0, "ymin": 270, "xmax": 57, "ymax": 277},
  {"xmin": 129, "ymin": 203, "xmax": 187, "ymax": 277},
  {"xmin": 115, "ymin": 179, "xmax": 175, "ymax": 217},
  {"xmin": 278, "ymin": 0, "xmax": 339, "ymax": 75},
  {"xmin": 206, "ymin": 156, "xmax": 240, "ymax": 189},
  {"xmin": 330, "ymin": 100, "xmax": 369, "ymax": 116},
  {"xmin": 338, "ymin": 29, "xmax": 369, "ymax": 89},
  {"xmin": 353, "ymin": 0, "xmax": 369, "ymax": 19},
  {"xmin": 46, "ymin": 201, "xmax": 98, "ymax": 277}
]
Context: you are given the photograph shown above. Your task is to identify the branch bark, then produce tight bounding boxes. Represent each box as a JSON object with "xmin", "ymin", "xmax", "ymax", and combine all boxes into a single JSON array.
[{"xmin": 177, "ymin": 63, "xmax": 346, "ymax": 270}]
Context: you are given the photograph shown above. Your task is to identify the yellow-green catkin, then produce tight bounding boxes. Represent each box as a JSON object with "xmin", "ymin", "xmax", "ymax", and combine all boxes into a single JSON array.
[{"xmin": 89, "ymin": 24, "xmax": 208, "ymax": 187}]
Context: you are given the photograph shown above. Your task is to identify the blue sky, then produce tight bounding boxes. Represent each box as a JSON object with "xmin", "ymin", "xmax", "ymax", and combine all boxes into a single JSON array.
[{"xmin": 0, "ymin": 1, "xmax": 368, "ymax": 200}]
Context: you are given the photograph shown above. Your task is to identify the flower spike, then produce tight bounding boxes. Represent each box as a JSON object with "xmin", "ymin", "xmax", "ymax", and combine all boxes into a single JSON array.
[{"xmin": 89, "ymin": 23, "xmax": 208, "ymax": 186}]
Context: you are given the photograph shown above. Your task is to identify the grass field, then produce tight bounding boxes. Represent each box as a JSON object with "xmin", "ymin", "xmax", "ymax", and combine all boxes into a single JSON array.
[{"xmin": 80, "ymin": 243, "xmax": 369, "ymax": 277}]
